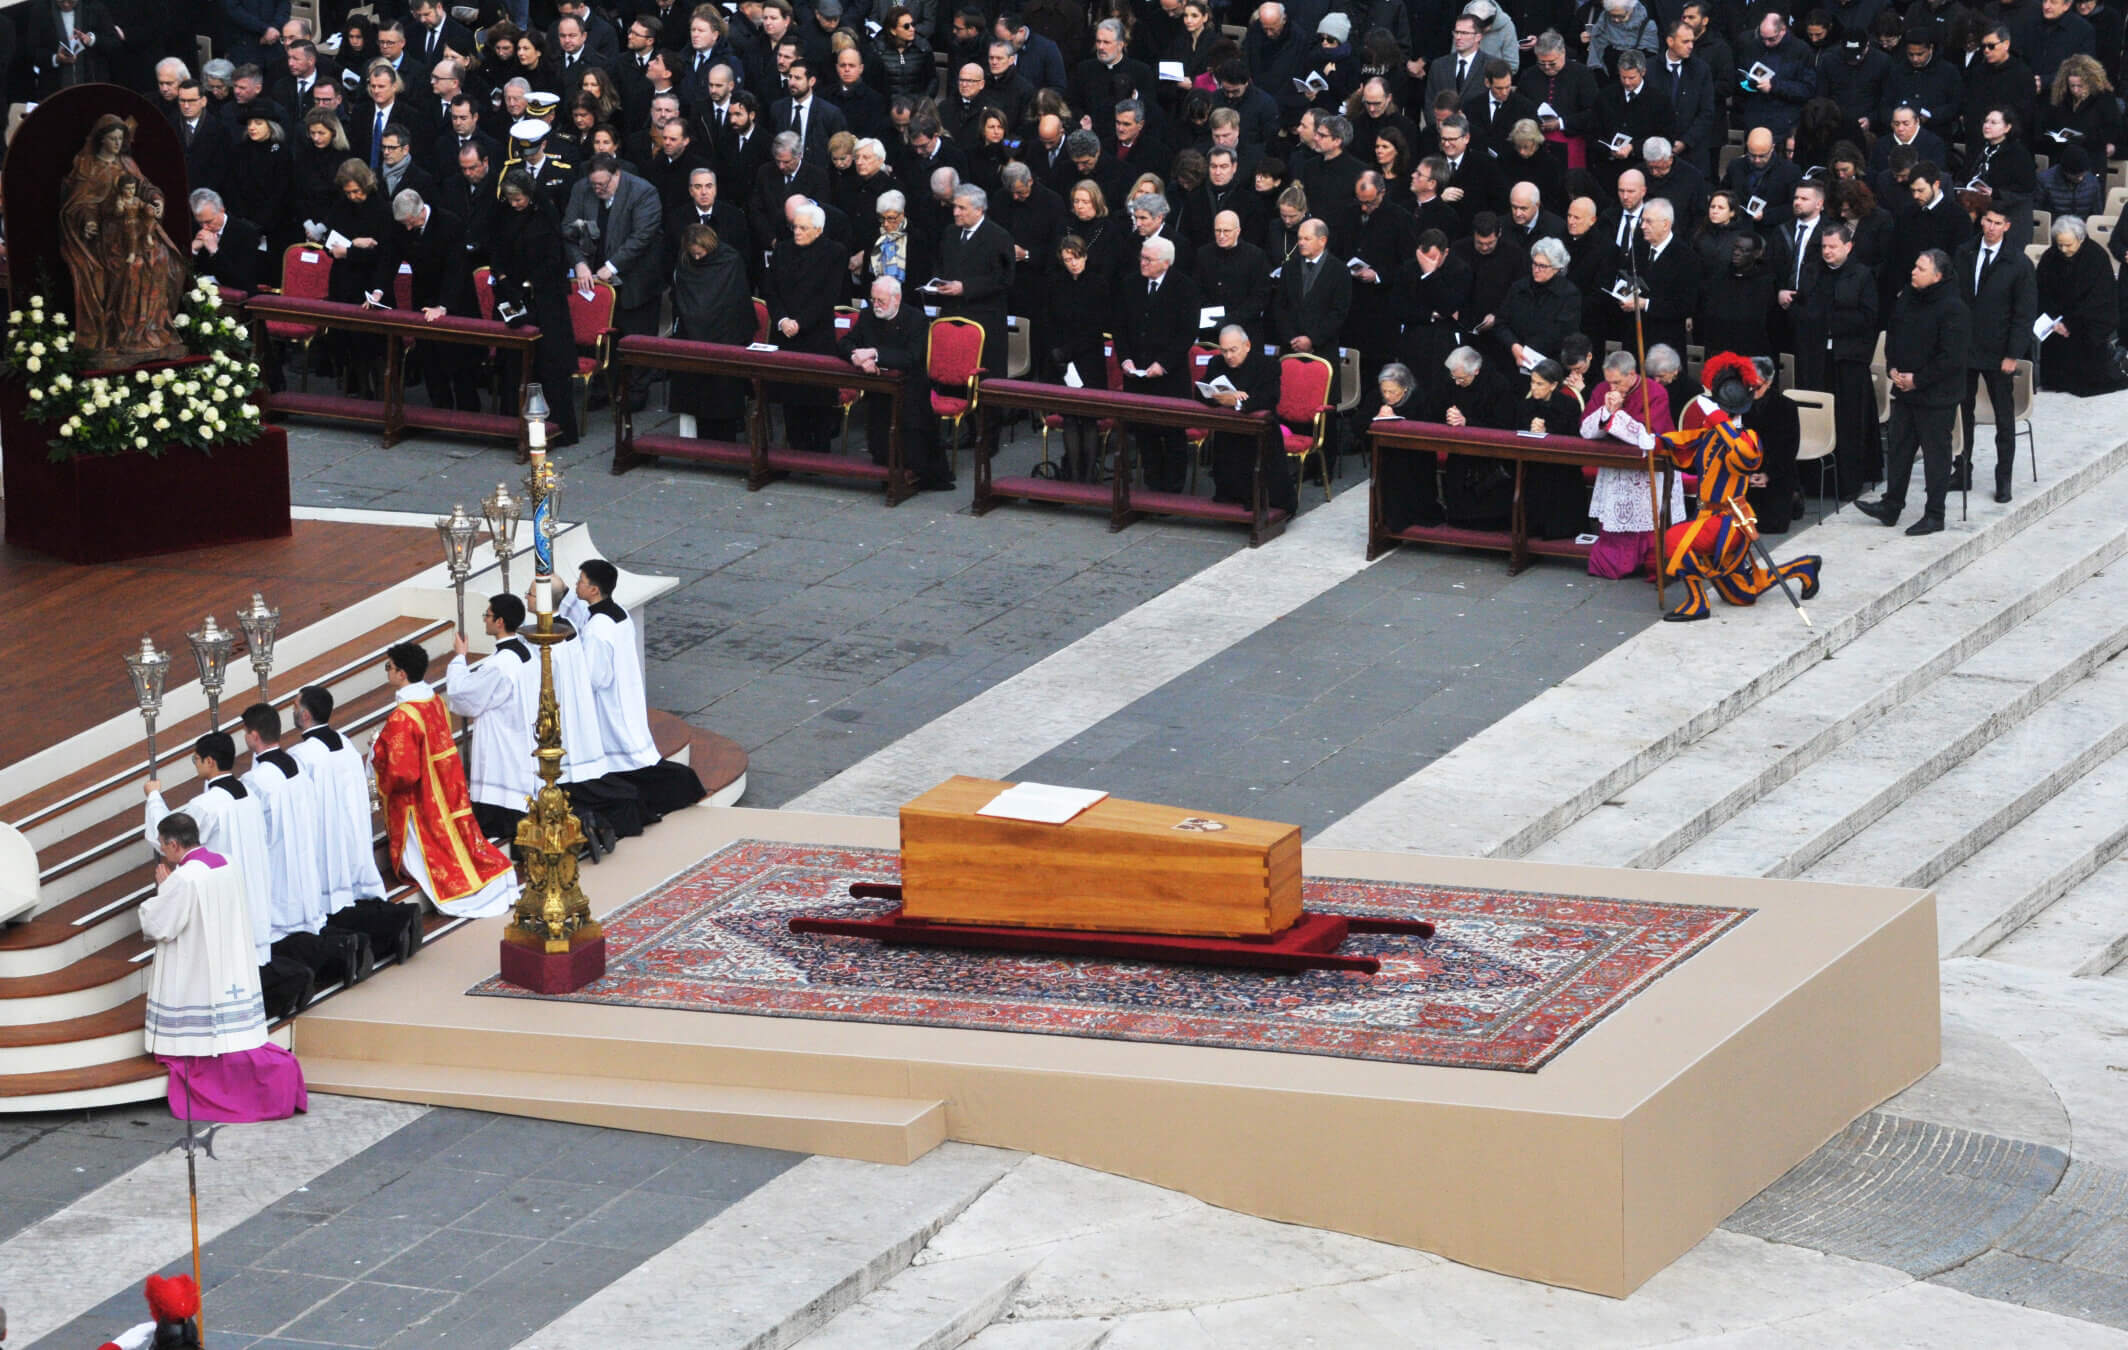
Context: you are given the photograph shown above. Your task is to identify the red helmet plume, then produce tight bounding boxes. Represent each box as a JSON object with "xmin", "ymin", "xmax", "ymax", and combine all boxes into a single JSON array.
[
  {"xmin": 144, "ymin": 1273, "xmax": 201, "ymax": 1322},
  {"xmin": 1699, "ymin": 352, "xmax": 1759, "ymax": 394}
]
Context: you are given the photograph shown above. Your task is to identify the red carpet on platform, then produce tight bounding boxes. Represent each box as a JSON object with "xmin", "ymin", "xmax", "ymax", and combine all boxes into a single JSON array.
[{"xmin": 467, "ymin": 841, "xmax": 1754, "ymax": 1072}]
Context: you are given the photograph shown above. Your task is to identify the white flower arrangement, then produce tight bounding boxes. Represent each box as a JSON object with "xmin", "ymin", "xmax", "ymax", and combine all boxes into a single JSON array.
[{"xmin": 6, "ymin": 279, "xmax": 263, "ymax": 459}]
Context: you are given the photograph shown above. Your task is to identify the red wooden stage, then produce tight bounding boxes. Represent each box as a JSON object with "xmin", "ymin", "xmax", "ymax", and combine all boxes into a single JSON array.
[{"xmin": 0, "ymin": 507, "xmax": 442, "ymax": 768}]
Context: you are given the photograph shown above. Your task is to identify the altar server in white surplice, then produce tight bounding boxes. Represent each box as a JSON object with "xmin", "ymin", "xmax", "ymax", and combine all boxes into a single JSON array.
[
  {"xmin": 240, "ymin": 703, "xmax": 330, "ymax": 940},
  {"xmin": 289, "ymin": 684, "xmax": 389, "ymax": 913},
  {"xmin": 558, "ymin": 559, "xmax": 662, "ymax": 773},
  {"xmin": 446, "ymin": 593, "xmax": 542, "ymax": 841},
  {"xmin": 141, "ymin": 810, "xmax": 307, "ymax": 1123},
  {"xmin": 144, "ymin": 733, "xmax": 272, "ymax": 964}
]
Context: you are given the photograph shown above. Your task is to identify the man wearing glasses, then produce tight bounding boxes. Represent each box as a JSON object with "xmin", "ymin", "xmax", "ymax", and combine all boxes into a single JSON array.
[{"xmin": 1963, "ymin": 25, "xmax": 2038, "ymax": 143}]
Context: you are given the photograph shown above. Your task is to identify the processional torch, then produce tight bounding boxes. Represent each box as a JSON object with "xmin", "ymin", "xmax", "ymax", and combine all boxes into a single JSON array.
[
  {"xmin": 123, "ymin": 635, "xmax": 174, "ymax": 770},
  {"xmin": 482, "ymin": 482, "xmax": 523, "ymax": 599},
  {"xmin": 502, "ymin": 383, "xmax": 605, "ymax": 990},
  {"xmin": 237, "ymin": 592, "xmax": 281, "ymax": 699},
  {"xmin": 186, "ymin": 616, "xmax": 238, "ymax": 730},
  {"xmin": 435, "ymin": 504, "xmax": 480, "ymax": 639}
]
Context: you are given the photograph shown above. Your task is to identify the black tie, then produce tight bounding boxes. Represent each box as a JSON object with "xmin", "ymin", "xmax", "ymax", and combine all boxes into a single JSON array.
[
  {"xmin": 1455, "ymin": 57, "xmax": 1467, "ymax": 85},
  {"xmin": 1794, "ymin": 222, "xmax": 1807, "ymax": 285}
]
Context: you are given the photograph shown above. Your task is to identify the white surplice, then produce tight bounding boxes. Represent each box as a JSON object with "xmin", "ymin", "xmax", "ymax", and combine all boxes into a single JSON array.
[
  {"xmin": 140, "ymin": 847, "xmax": 270, "ymax": 1057},
  {"xmin": 244, "ymin": 751, "xmax": 329, "ymax": 939},
  {"xmin": 291, "ymin": 723, "xmax": 387, "ymax": 912},
  {"xmin": 445, "ymin": 638, "xmax": 541, "ymax": 811},
  {"xmin": 559, "ymin": 593, "xmax": 662, "ymax": 772},
  {"xmin": 547, "ymin": 627, "xmax": 615, "ymax": 783},
  {"xmin": 145, "ymin": 779, "xmax": 272, "ymax": 964}
]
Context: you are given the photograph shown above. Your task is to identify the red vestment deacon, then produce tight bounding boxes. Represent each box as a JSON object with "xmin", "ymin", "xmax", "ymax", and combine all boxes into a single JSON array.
[{"xmin": 373, "ymin": 685, "xmax": 515, "ymax": 907}]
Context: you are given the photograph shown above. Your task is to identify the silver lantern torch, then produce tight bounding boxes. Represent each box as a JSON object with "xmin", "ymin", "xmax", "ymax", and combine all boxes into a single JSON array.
[
  {"xmin": 123, "ymin": 635, "xmax": 174, "ymax": 770},
  {"xmin": 481, "ymin": 482, "xmax": 523, "ymax": 598},
  {"xmin": 238, "ymin": 592, "xmax": 281, "ymax": 700},
  {"xmin": 436, "ymin": 503, "xmax": 480, "ymax": 638},
  {"xmin": 186, "ymin": 615, "xmax": 238, "ymax": 730}
]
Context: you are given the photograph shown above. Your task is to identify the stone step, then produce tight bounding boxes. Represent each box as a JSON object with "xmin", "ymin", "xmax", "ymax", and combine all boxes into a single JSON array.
[
  {"xmin": 1527, "ymin": 504, "xmax": 2128, "ymax": 871},
  {"xmin": 793, "ymin": 1254, "xmax": 1034, "ymax": 1350},
  {"xmin": 1986, "ymin": 857, "xmax": 2128, "ymax": 977},
  {"xmin": 521, "ymin": 1145, "xmax": 1022, "ymax": 1350},
  {"xmin": 1911, "ymin": 744, "xmax": 2128, "ymax": 959},
  {"xmin": 300, "ymin": 1056, "xmax": 950, "ymax": 1166},
  {"xmin": 1314, "ymin": 416, "xmax": 2128, "ymax": 862},
  {"xmin": 962, "ymin": 1322, "xmax": 1115, "ymax": 1350},
  {"xmin": 1662, "ymin": 568, "xmax": 2128, "ymax": 882}
]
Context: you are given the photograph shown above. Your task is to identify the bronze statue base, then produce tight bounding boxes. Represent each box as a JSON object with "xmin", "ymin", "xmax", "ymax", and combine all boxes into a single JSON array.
[{"xmin": 91, "ymin": 342, "xmax": 187, "ymax": 369}]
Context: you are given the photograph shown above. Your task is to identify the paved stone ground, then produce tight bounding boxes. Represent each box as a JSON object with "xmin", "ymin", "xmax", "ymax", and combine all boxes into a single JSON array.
[
  {"xmin": 24, "ymin": 1108, "xmax": 801, "ymax": 1350},
  {"xmin": 0, "ymin": 1105, "xmax": 173, "ymax": 1242}
]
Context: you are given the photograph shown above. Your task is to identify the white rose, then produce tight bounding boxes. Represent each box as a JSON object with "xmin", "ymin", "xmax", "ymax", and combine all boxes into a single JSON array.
[
  {"xmin": 173, "ymin": 313, "xmax": 191, "ymax": 328},
  {"xmin": 29, "ymin": 387, "xmax": 43, "ymax": 400},
  {"xmin": 54, "ymin": 375, "xmax": 71, "ymax": 391},
  {"xmin": 216, "ymin": 373, "xmax": 231, "ymax": 388},
  {"xmin": 59, "ymin": 422, "xmax": 74, "ymax": 437},
  {"xmin": 205, "ymin": 295, "xmax": 221, "ymax": 310},
  {"xmin": 25, "ymin": 356, "xmax": 40, "ymax": 373},
  {"xmin": 29, "ymin": 342, "xmax": 44, "ymax": 357},
  {"xmin": 154, "ymin": 417, "xmax": 170, "ymax": 431},
  {"xmin": 134, "ymin": 435, "xmax": 149, "ymax": 449},
  {"xmin": 178, "ymin": 408, "xmax": 193, "ymax": 422}
]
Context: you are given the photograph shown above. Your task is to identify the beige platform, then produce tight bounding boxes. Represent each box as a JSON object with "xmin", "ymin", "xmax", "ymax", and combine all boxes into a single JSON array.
[{"xmin": 294, "ymin": 806, "xmax": 1939, "ymax": 1297}]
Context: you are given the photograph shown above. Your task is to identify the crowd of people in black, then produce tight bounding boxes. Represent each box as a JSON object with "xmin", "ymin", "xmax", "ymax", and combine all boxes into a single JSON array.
[{"xmin": 12, "ymin": 0, "xmax": 2127, "ymax": 535}]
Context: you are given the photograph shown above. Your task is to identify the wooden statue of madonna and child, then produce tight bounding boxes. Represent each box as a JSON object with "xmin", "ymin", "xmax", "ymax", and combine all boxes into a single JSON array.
[{"xmin": 56, "ymin": 111, "xmax": 189, "ymax": 365}]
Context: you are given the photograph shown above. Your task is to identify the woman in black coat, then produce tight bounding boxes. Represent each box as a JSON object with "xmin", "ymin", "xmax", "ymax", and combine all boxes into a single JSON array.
[
  {"xmin": 1491, "ymin": 243, "xmax": 1582, "ymax": 375},
  {"xmin": 320, "ymin": 160, "xmax": 393, "ymax": 394},
  {"xmin": 1046, "ymin": 235, "xmax": 1113, "ymax": 482},
  {"xmin": 490, "ymin": 170, "xmax": 582, "ymax": 445},
  {"xmin": 227, "ymin": 113, "xmax": 294, "ymax": 264},
  {"xmin": 1968, "ymin": 107, "xmax": 2039, "ymax": 251},
  {"xmin": 869, "ymin": 7, "xmax": 934, "ymax": 99},
  {"xmin": 2043, "ymin": 56, "xmax": 2121, "ymax": 162},
  {"xmin": 1516, "ymin": 358, "xmax": 1593, "ymax": 540},
  {"xmin": 765, "ymin": 204, "xmax": 844, "ymax": 449},
  {"xmin": 2037, "ymin": 217, "xmax": 2124, "ymax": 396},
  {"xmin": 670, "ymin": 225, "xmax": 755, "ymax": 442},
  {"xmin": 1693, "ymin": 190, "xmax": 1750, "ymax": 276},
  {"xmin": 293, "ymin": 110, "xmax": 348, "ymax": 235},
  {"xmin": 1697, "ymin": 232, "xmax": 1780, "ymax": 361},
  {"xmin": 1372, "ymin": 362, "xmax": 1440, "ymax": 530}
]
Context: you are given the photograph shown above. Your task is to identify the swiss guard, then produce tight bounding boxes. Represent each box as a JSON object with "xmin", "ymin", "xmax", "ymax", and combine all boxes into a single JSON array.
[{"xmin": 1658, "ymin": 353, "xmax": 1824, "ymax": 623}]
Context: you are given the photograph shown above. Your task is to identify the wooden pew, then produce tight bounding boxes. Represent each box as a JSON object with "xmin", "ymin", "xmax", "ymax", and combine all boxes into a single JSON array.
[
  {"xmin": 610, "ymin": 335, "xmax": 914, "ymax": 505},
  {"xmin": 1366, "ymin": 418, "xmax": 1655, "ymax": 573},
  {"xmin": 971, "ymin": 378, "xmax": 1289, "ymax": 547},
  {"xmin": 243, "ymin": 294, "xmax": 552, "ymax": 454}
]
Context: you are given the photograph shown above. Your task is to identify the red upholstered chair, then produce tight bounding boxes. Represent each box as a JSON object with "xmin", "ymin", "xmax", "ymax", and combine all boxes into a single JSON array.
[
  {"xmin": 927, "ymin": 316, "xmax": 986, "ymax": 471},
  {"xmin": 1182, "ymin": 341, "xmax": 1220, "ymax": 491},
  {"xmin": 751, "ymin": 297, "xmax": 770, "ymax": 344},
  {"xmin": 832, "ymin": 306, "xmax": 864, "ymax": 454},
  {"xmin": 273, "ymin": 244, "xmax": 333, "ymax": 389},
  {"xmin": 472, "ymin": 267, "xmax": 496, "ymax": 321},
  {"xmin": 566, "ymin": 280, "xmax": 618, "ymax": 429},
  {"xmin": 1276, "ymin": 353, "xmax": 1337, "ymax": 501}
]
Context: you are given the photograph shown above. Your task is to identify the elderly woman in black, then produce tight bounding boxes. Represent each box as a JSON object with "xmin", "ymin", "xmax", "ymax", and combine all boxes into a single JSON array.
[
  {"xmin": 319, "ymin": 160, "xmax": 391, "ymax": 395},
  {"xmin": 766, "ymin": 198, "xmax": 843, "ymax": 450},
  {"xmin": 1372, "ymin": 361, "xmax": 1439, "ymax": 529},
  {"xmin": 1517, "ymin": 358, "xmax": 1592, "ymax": 539},
  {"xmin": 670, "ymin": 224, "xmax": 754, "ymax": 443},
  {"xmin": 2037, "ymin": 215, "xmax": 2125, "ymax": 396},
  {"xmin": 1045, "ymin": 234, "xmax": 1113, "ymax": 482},
  {"xmin": 490, "ymin": 169, "xmax": 581, "ymax": 446},
  {"xmin": 1492, "ymin": 237, "xmax": 1581, "ymax": 376}
]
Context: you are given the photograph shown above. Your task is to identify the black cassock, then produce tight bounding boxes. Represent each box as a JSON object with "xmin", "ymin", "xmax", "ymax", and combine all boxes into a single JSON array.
[
  {"xmin": 669, "ymin": 242, "xmax": 754, "ymax": 434},
  {"xmin": 1202, "ymin": 349, "xmax": 1291, "ymax": 512}
]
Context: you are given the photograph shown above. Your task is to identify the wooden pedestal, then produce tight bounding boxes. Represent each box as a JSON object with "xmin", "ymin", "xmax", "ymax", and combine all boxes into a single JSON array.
[{"xmin": 498, "ymin": 933, "xmax": 607, "ymax": 994}]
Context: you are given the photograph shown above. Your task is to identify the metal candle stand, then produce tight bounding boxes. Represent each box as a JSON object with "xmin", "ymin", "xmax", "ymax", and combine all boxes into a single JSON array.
[
  {"xmin": 123, "ymin": 635, "xmax": 174, "ymax": 769},
  {"xmin": 237, "ymin": 592, "xmax": 281, "ymax": 700},
  {"xmin": 185, "ymin": 616, "xmax": 238, "ymax": 731}
]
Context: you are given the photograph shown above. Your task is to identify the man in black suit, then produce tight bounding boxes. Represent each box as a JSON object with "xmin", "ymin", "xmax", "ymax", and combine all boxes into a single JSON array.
[
  {"xmin": 841, "ymin": 277, "xmax": 949, "ymax": 488},
  {"xmin": 1592, "ymin": 52, "xmax": 1674, "ymax": 196},
  {"xmin": 1200, "ymin": 323, "xmax": 1292, "ymax": 510},
  {"xmin": 771, "ymin": 58, "xmax": 847, "ymax": 163},
  {"xmin": 189, "ymin": 189, "xmax": 265, "ymax": 292},
  {"xmin": 1107, "ymin": 98, "xmax": 1171, "ymax": 175},
  {"xmin": 438, "ymin": 140, "xmax": 499, "ymax": 265},
  {"xmin": 174, "ymin": 81, "xmax": 234, "ymax": 195},
  {"xmin": 1953, "ymin": 205, "xmax": 2038, "ymax": 501},
  {"xmin": 1434, "ymin": 116, "xmax": 1500, "ymax": 232},
  {"xmin": 1195, "ymin": 210, "xmax": 1273, "ymax": 336},
  {"xmin": 272, "ymin": 40, "xmax": 333, "ymax": 116},
  {"xmin": 1426, "ymin": 13, "xmax": 1493, "ymax": 109},
  {"xmin": 433, "ymin": 97, "xmax": 502, "ymax": 183},
  {"xmin": 1070, "ymin": 17, "xmax": 1157, "ymax": 132},
  {"xmin": 552, "ymin": 0, "xmax": 622, "ymax": 76},
  {"xmin": 748, "ymin": 131, "xmax": 828, "ymax": 255},
  {"xmin": 1115, "ymin": 236, "xmax": 1203, "ymax": 492},
  {"xmin": 1623, "ymin": 199, "xmax": 1699, "ymax": 355},
  {"xmin": 1860, "ymin": 248, "xmax": 1970, "ymax": 534},
  {"xmin": 1893, "ymin": 163, "xmax": 1975, "ymax": 289},
  {"xmin": 408, "ymin": 0, "xmax": 474, "ymax": 69},
  {"xmin": 1795, "ymin": 221, "xmax": 1881, "ymax": 497},
  {"xmin": 1273, "ymin": 218, "xmax": 1352, "ymax": 388},
  {"xmin": 934, "ymin": 183, "xmax": 1017, "ymax": 383},
  {"xmin": 1642, "ymin": 142, "xmax": 1709, "ymax": 231},
  {"xmin": 995, "ymin": 163, "xmax": 1065, "ymax": 359},
  {"xmin": 1505, "ymin": 182, "xmax": 1566, "ymax": 251},
  {"xmin": 643, "ymin": 119, "xmax": 712, "ymax": 215},
  {"xmin": 666, "ymin": 166, "xmax": 751, "ymax": 277},
  {"xmin": 1652, "ymin": 20, "xmax": 1719, "ymax": 174},
  {"xmin": 352, "ymin": 62, "xmax": 432, "ymax": 175},
  {"xmin": 1722, "ymin": 127, "xmax": 1803, "ymax": 230},
  {"xmin": 1868, "ymin": 105, "xmax": 1950, "ymax": 185},
  {"xmin": 1462, "ymin": 61, "xmax": 1538, "ymax": 158},
  {"xmin": 388, "ymin": 192, "xmax": 483, "ymax": 410}
]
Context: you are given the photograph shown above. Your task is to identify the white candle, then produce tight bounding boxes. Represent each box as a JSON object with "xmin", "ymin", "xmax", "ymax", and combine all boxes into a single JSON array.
[
  {"xmin": 537, "ymin": 575, "xmax": 554, "ymax": 615},
  {"xmin": 529, "ymin": 416, "xmax": 546, "ymax": 450}
]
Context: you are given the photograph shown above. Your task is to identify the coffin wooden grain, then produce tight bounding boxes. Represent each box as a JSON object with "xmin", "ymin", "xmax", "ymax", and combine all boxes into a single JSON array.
[{"xmin": 897, "ymin": 776, "xmax": 1303, "ymax": 937}]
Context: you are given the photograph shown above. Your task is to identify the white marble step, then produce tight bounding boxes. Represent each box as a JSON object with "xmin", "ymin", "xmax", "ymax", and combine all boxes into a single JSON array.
[
  {"xmin": 794, "ymin": 1253, "xmax": 1035, "ymax": 1350},
  {"xmin": 1822, "ymin": 731, "xmax": 2128, "ymax": 958},
  {"xmin": 1529, "ymin": 517, "xmax": 2128, "ymax": 872},
  {"xmin": 1662, "ymin": 567, "xmax": 2128, "ymax": 882},
  {"xmin": 1986, "ymin": 857, "xmax": 2128, "ymax": 977},
  {"xmin": 963, "ymin": 1321, "xmax": 1115, "ymax": 1350}
]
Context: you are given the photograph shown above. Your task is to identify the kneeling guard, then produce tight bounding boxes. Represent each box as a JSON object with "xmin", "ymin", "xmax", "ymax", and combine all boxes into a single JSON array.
[{"xmin": 1658, "ymin": 353, "xmax": 1823, "ymax": 623}]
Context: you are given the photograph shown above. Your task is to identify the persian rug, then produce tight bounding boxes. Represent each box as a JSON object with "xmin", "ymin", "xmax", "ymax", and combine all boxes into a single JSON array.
[{"xmin": 469, "ymin": 840, "xmax": 1753, "ymax": 1072}]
